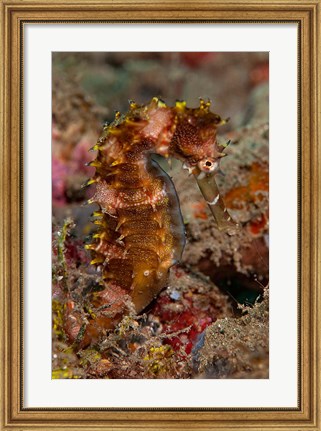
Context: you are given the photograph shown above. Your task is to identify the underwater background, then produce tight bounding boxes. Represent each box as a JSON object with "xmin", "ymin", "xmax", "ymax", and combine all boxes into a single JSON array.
[{"xmin": 52, "ymin": 52, "xmax": 269, "ymax": 379}]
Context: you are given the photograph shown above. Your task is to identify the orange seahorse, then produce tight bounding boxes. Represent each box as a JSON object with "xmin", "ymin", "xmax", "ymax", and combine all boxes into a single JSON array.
[{"xmin": 64, "ymin": 97, "xmax": 238, "ymax": 347}]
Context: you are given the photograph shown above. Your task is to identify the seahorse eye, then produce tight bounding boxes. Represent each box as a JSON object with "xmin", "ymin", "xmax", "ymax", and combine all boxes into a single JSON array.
[{"xmin": 197, "ymin": 158, "xmax": 218, "ymax": 173}]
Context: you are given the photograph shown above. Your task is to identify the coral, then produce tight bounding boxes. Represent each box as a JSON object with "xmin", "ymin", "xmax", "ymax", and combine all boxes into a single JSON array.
[{"xmin": 149, "ymin": 267, "xmax": 233, "ymax": 355}]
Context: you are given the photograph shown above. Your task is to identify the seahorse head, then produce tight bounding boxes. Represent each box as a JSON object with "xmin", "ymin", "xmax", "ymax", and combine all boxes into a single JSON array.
[
  {"xmin": 168, "ymin": 99, "xmax": 228, "ymax": 176},
  {"xmin": 168, "ymin": 99, "xmax": 238, "ymax": 235}
]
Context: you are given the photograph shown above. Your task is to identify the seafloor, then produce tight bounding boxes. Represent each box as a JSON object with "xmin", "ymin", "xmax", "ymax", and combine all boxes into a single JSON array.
[{"xmin": 52, "ymin": 52, "xmax": 269, "ymax": 379}]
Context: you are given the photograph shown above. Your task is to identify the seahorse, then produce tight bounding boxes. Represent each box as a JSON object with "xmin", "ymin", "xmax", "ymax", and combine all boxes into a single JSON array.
[{"xmin": 64, "ymin": 97, "xmax": 238, "ymax": 347}]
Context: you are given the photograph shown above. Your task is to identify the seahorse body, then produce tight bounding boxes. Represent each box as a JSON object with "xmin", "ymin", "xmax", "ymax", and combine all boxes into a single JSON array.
[{"xmin": 65, "ymin": 98, "xmax": 237, "ymax": 346}]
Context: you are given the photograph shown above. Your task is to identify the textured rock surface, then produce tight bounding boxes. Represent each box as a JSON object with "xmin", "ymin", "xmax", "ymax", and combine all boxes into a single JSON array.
[{"xmin": 193, "ymin": 289, "xmax": 269, "ymax": 379}]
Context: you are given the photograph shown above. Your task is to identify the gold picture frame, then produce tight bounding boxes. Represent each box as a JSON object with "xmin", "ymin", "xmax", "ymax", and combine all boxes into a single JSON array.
[{"xmin": 1, "ymin": 0, "xmax": 320, "ymax": 430}]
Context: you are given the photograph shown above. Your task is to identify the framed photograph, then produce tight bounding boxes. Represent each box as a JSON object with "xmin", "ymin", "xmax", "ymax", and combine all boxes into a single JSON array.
[{"xmin": 1, "ymin": 1, "xmax": 320, "ymax": 430}]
